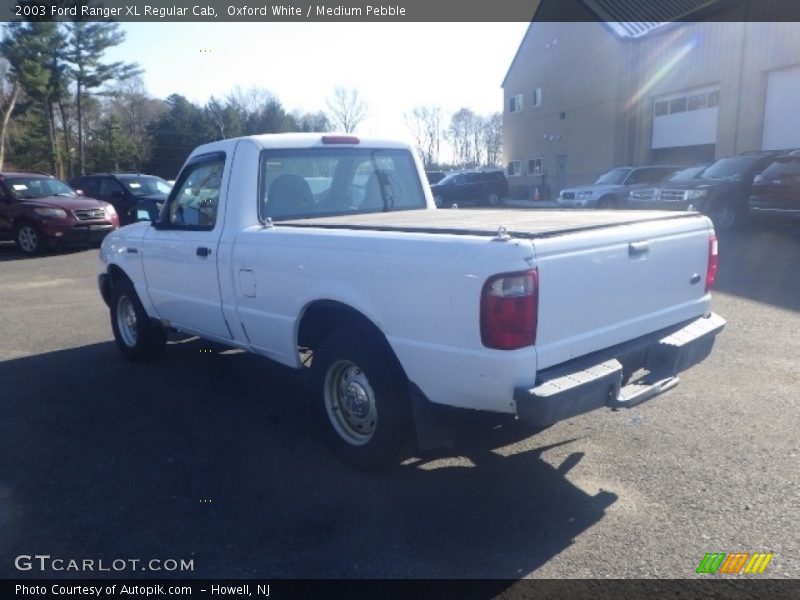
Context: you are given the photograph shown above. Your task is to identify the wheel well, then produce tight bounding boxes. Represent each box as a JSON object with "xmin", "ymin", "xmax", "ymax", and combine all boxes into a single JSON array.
[
  {"xmin": 12, "ymin": 218, "xmax": 35, "ymax": 231},
  {"xmin": 102, "ymin": 264, "xmax": 132, "ymax": 306},
  {"xmin": 107, "ymin": 264, "xmax": 131, "ymax": 287},
  {"xmin": 298, "ymin": 301, "xmax": 404, "ymax": 374}
]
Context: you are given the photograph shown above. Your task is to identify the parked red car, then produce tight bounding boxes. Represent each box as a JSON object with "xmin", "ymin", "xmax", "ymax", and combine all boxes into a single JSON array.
[{"xmin": 0, "ymin": 172, "xmax": 119, "ymax": 255}]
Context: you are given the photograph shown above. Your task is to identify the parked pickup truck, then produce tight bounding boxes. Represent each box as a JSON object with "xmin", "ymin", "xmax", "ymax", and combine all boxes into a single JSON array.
[{"xmin": 97, "ymin": 134, "xmax": 725, "ymax": 469}]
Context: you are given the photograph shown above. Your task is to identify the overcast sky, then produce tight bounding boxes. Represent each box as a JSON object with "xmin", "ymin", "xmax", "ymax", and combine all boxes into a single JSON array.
[{"xmin": 106, "ymin": 23, "xmax": 530, "ymax": 144}]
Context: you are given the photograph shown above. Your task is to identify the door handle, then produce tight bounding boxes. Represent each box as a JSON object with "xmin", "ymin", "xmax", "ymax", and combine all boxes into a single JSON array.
[
  {"xmin": 196, "ymin": 246, "xmax": 211, "ymax": 257},
  {"xmin": 628, "ymin": 241, "xmax": 650, "ymax": 257}
]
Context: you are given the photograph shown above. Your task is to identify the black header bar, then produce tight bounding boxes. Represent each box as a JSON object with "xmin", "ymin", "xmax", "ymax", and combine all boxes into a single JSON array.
[{"xmin": 2, "ymin": 0, "xmax": 800, "ymax": 23}]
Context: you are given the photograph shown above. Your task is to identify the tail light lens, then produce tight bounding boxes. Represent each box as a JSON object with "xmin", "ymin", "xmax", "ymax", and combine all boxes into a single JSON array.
[
  {"xmin": 480, "ymin": 269, "xmax": 538, "ymax": 350},
  {"xmin": 321, "ymin": 135, "xmax": 360, "ymax": 145},
  {"xmin": 705, "ymin": 235, "xmax": 718, "ymax": 293}
]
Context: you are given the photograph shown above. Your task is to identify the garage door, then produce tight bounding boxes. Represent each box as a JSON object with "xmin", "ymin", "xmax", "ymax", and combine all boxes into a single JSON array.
[
  {"xmin": 762, "ymin": 65, "xmax": 800, "ymax": 151},
  {"xmin": 652, "ymin": 87, "xmax": 719, "ymax": 150}
]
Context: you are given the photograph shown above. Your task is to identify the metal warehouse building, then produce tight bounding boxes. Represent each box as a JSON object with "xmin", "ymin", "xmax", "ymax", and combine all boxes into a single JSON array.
[{"xmin": 502, "ymin": 0, "xmax": 800, "ymax": 199}]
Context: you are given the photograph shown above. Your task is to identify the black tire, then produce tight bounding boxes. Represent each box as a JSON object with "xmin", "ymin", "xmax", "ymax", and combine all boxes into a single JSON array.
[
  {"xmin": 708, "ymin": 203, "xmax": 741, "ymax": 231},
  {"xmin": 434, "ymin": 195, "xmax": 447, "ymax": 208},
  {"xmin": 485, "ymin": 192, "xmax": 501, "ymax": 206},
  {"xmin": 310, "ymin": 329, "xmax": 412, "ymax": 470},
  {"xmin": 597, "ymin": 196, "xmax": 618, "ymax": 209},
  {"xmin": 110, "ymin": 277, "xmax": 167, "ymax": 362},
  {"xmin": 15, "ymin": 223, "xmax": 45, "ymax": 255}
]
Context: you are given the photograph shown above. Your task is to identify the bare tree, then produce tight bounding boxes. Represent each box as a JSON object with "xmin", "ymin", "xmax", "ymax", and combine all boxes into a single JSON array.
[
  {"xmin": 405, "ymin": 105, "xmax": 443, "ymax": 168},
  {"xmin": 448, "ymin": 108, "xmax": 481, "ymax": 167},
  {"xmin": 225, "ymin": 85, "xmax": 279, "ymax": 134},
  {"xmin": 483, "ymin": 112, "xmax": 502, "ymax": 167},
  {"xmin": 107, "ymin": 77, "xmax": 167, "ymax": 170},
  {"xmin": 0, "ymin": 59, "xmax": 20, "ymax": 171},
  {"xmin": 325, "ymin": 86, "xmax": 367, "ymax": 133}
]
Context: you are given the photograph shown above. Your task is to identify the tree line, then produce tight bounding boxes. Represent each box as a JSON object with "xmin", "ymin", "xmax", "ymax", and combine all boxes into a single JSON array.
[
  {"xmin": 0, "ymin": 20, "xmax": 500, "ymax": 180},
  {"xmin": 406, "ymin": 106, "xmax": 502, "ymax": 171}
]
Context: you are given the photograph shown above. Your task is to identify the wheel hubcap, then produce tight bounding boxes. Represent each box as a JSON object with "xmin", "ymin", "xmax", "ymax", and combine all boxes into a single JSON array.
[
  {"xmin": 116, "ymin": 296, "xmax": 138, "ymax": 347},
  {"xmin": 324, "ymin": 360, "xmax": 377, "ymax": 446},
  {"xmin": 18, "ymin": 226, "xmax": 37, "ymax": 253}
]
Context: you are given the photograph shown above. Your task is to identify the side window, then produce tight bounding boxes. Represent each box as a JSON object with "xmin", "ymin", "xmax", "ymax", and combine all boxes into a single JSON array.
[
  {"xmin": 628, "ymin": 169, "xmax": 661, "ymax": 185},
  {"xmin": 99, "ymin": 177, "xmax": 125, "ymax": 197},
  {"xmin": 168, "ymin": 156, "xmax": 225, "ymax": 230},
  {"xmin": 80, "ymin": 178, "xmax": 100, "ymax": 197}
]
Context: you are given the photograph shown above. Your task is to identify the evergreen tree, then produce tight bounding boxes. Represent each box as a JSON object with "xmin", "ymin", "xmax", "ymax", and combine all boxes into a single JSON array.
[
  {"xmin": 145, "ymin": 94, "xmax": 215, "ymax": 179},
  {"xmin": 64, "ymin": 21, "xmax": 140, "ymax": 174}
]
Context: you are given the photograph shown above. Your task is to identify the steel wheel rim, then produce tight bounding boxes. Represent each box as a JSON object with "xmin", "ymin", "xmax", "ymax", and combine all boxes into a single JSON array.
[
  {"xmin": 116, "ymin": 296, "xmax": 138, "ymax": 347},
  {"xmin": 324, "ymin": 359, "xmax": 377, "ymax": 446},
  {"xmin": 18, "ymin": 226, "xmax": 38, "ymax": 253}
]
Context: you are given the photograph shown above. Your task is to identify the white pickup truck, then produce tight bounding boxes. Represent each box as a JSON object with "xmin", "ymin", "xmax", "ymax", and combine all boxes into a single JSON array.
[{"xmin": 98, "ymin": 133, "xmax": 725, "ymax": 469}]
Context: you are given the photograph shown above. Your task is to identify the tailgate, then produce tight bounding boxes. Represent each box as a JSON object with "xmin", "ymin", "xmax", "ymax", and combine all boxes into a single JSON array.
[{"xmin": 533, "ymin": 215, "xmax": 714, "ymax": 370}]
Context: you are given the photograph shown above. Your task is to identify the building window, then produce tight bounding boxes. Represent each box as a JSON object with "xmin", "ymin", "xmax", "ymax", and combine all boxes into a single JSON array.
[
  {"xmin": 528, "ymin": 158, "xmax": 542, "ymax": 175},
  {"xmin": 507, "ymin": 160, "xmax": 521, "ymax": 176},
  {"xmin": 687, "ymin": 93, "xmax": 708, "ymax": 111},
  {"xmin": 656, "ymin": 89, "xmax": 719, "ymax": 117},
  {"xmin": 533, "ymin": 87, "xmax": 542, "ymax": 107},
  {"xmin": 509, "ymin": 94, "xmax": 523, "ymax": 113},
  {"xmin": 669, "ymin": 97, "xmax": 687, "ymax": 114}
]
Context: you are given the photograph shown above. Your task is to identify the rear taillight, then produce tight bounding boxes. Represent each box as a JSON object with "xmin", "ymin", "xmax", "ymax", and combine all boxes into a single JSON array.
[
  {"xmin": 480, "ymin": 269, "xmax": 538, "ymax": 350},
  {"xmin": 705, "ymin": 235, "xmax": 718, "ymax": 293}
]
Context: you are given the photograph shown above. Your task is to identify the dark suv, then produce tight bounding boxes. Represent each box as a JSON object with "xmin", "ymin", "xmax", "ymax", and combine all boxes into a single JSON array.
[
  {"xmin": 429, "ymin": 170, "xmax": 509, "ymax": 207},
  {"xmin": 635, "ymin": 152, "xmax": 785, "ymax": 230},
  {"xmin": 70, "ymin": 173, "xmax": 172, "ymax": 225},
  {"xmin": 748, "ymin": 150, "xmax": 800, "ymax": 220},
  {"xmin": 0, "ymin": 172, "xmax": 118, "ymax": 255}
]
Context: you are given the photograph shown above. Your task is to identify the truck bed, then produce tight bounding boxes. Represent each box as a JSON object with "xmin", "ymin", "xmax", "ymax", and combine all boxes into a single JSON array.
[{"xmin": 278, "ymin": 208, "xmax": 700, "ymax": 238}]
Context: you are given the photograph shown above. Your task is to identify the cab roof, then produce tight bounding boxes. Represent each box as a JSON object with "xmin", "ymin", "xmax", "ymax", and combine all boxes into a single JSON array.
[{"xmin": 189, "ymin": 133, "xmax": 413, "ymax": 158}]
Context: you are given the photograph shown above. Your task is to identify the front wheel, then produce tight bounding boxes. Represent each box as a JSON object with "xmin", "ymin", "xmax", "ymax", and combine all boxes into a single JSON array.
[
  {"xmin": 16, "ymin": 224, "xmax": 45, "ymax": 255},
  {"xmin": 485, "ymin": 192, "xmax": 501, "ymax": 206},
  {"xmin": 310, "ymin": 330, "xmax": 412, "ymax": 470},
  {"xmin": 708, "ymin": 203, "xmax": 741, "ymax": 231},
  {"xmin": 597, "ymin": 196, "xmax": 618, "ymax": 209},
  {"xmin": 110, "ymin": 278, "xmax": 167, "ymax": 361}
]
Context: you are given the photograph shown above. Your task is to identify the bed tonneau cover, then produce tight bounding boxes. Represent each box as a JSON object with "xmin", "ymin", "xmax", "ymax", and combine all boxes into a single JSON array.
[{"xmin": 277, "ymin": 208, "xmax": 701, "ymax": 239}]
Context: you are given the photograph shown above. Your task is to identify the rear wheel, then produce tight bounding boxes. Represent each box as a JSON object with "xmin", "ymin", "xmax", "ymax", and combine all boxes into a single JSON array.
[
  {"xmin": 485, "ymin": 192, "xmax": 500, "ymax": 206},
  {"xmin": 597, "ymin": 196, "xmax": 618, "ymax": 209},
  {"xmin": 110, "ymin": 278, "xmax": 167, "ymax": 361},
  {"xmin": 15, "ymin": 224, "xmax": 44, "ymax": 255},
  {"xmin": 310, "ymin": 329, "xmax": 412, "ymax": 470}
]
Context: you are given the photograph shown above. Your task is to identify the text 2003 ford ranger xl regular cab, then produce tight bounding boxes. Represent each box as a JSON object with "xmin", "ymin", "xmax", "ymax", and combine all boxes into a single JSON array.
[{"xmin": 98, "ymin": 134, "xmax": 725, "ymax": 469}]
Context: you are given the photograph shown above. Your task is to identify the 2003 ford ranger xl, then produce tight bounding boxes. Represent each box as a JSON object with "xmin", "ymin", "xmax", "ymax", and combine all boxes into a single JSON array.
[{"xmin": 98, "ymin": 133, "xmax": 725, "ymax": 469}]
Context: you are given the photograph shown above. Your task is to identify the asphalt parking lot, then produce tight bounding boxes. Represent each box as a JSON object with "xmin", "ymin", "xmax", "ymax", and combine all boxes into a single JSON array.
[{"xmin": 0, "ymin": 218, "xmax": 798, "ymax": 581}]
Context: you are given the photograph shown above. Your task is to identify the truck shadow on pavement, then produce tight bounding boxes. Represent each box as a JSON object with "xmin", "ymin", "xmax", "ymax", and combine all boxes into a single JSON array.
[
  {"xmin": 0, "ymin": 337, "xmax": 616, "ymax": 580},
  {"xmin": 714, "ymin": 220, "xmax": 800, "ymax": 312}
]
